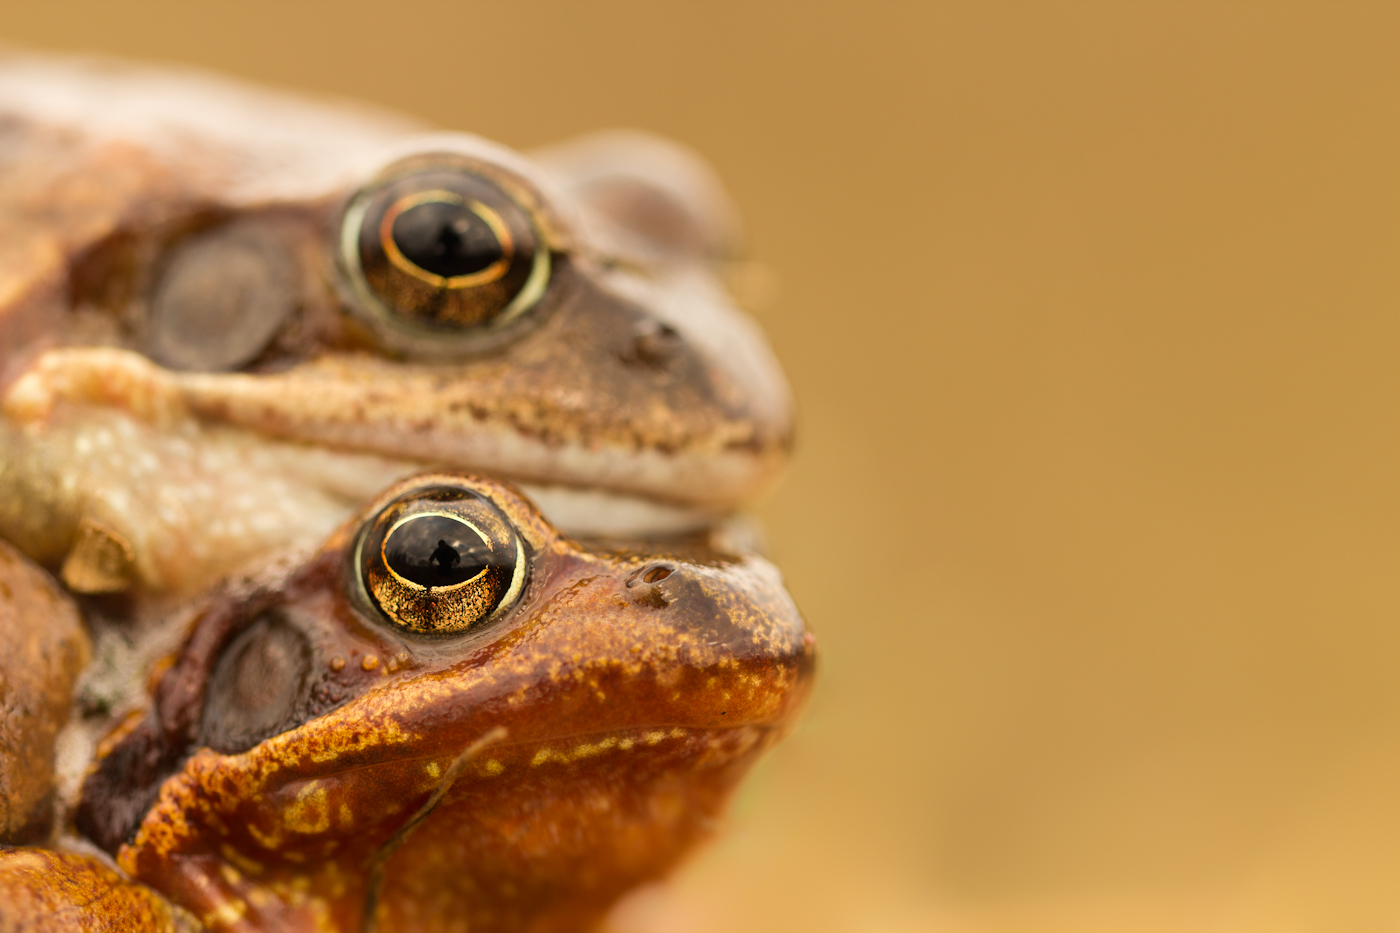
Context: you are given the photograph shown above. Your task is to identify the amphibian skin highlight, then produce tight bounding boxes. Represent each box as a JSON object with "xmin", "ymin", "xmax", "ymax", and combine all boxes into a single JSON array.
[
  {"xmin": 0, "ymin": 52, "xmax": 793, "ymax": 598},
  {"xmin": 3, "ymin": 473, "xmax": 815, "ymax": 932}
]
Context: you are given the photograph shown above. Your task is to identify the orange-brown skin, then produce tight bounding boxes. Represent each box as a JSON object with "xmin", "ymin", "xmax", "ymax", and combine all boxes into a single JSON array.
[
  {"xmin": 0, "ymin": 540, "xmax": 90, "ymax": 843},
  {"xmin": 70, "ymin": 474, "xmax": 813, "ymax": 932},
  {"xmin": 0, "ymin": 848, "xmax": 197, "ymax": 933}
]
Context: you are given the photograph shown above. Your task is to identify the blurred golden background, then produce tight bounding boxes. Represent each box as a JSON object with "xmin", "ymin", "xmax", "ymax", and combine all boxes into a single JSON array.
[{"xmin": 8, "ymin": 2, "xmax": 1400, "ymax": 930}]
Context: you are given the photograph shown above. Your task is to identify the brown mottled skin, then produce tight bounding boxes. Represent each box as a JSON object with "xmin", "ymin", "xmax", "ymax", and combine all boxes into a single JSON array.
[
  {"xmin": 0, "ymin": 541, "xmax": 89, "ymax": 842},
  {"xmin": 0, "ymin": 55, "xmax": 809, "ymax": 932},
  {"xmin": 7, "ymin": 474, "xmax": 811, "ymax": 932},
  {"xmin": 0, "ymin": 55, "xmax": 790, "ymax": 531}
]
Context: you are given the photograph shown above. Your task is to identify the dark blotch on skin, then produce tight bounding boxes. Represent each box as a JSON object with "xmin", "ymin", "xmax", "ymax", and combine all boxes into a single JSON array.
[
  {"xmin": 147, "ymin": 220, "xmax": 299, "ymax": 372},
  {"xmin": 199, "ymin": 611, "xmax": 311, "ymax": 754}
]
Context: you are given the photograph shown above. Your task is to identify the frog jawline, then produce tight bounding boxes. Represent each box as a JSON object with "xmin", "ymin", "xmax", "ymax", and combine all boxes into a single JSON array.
[
  {"xmin": 4, "ymin": 346, "xmax": 778, "ymax": 514},
  {"xmin": 0, "ymin": 401, "xmax": 716, "ymax": 594},
  {"xmin": 423, "ymin": 723, "xmax": 778, "ymax": 781}
]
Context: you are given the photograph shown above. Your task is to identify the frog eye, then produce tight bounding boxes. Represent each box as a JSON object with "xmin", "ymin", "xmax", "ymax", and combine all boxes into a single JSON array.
[
  {"xmin": 339, "ymin": 162, "xmax": 550, "ymax": 349},
  {"xmin": 355, "ymin": 485, "xmax": 526, "ymax": 635}
]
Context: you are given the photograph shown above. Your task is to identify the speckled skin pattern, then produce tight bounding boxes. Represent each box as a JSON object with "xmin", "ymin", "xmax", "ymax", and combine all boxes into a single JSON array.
[
  {"xmin": 0, "ymin": 848, "xmax": 200, "ymax": 932},
  {"xmin": 63, "ymin": 475, "xmax": 814, "ymax": 932}
]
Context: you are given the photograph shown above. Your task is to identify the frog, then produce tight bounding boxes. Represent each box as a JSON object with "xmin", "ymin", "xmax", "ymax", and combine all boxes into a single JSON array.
[
  {"xmin": 0, "ymin": 51, "xmax": 798, "ymax": 852},
  {"xmin": 0, "ymin": 51, "xmax": 793, "ymax": 600},
  {"xmin": 0, "ymin": 471, "xmax": 816, "ymax": 932}
]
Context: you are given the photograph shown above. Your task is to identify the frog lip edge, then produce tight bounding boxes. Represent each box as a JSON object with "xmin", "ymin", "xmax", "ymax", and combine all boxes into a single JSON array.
[
  {"xmin": 2, "ymin": 344, "xmax": 788, "ymax": 516},
  {"xmin": 378, "ymin": 722, "xmax": 800, "ymax": 787}
]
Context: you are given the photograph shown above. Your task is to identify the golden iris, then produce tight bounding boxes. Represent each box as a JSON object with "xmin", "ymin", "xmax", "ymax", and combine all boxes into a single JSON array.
[
  {"xmin": 340, "ymin": 163, "xmax": 550, "ymax": 338},
  {"xmin": 357, "ymin": 486, "xmax": 525, "ymax": 635}
]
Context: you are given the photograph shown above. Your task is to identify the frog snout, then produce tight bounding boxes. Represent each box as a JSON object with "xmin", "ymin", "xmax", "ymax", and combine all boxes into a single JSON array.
[{"xmin": 617, "ymin": 554, "xmax": 810, "ymax": 670}]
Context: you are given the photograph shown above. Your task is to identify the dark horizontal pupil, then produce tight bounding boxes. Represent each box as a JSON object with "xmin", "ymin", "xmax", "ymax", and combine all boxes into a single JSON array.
[
  {"xmin": 384, "ymin": 514, "xmax": 492, "ymax": 588},
  {"xmin": 392, "ymin": 200, "xmax": 502, "ymax": 279}
]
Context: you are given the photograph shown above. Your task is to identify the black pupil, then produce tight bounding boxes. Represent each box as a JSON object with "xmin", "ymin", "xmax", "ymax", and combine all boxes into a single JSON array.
[
  {"xmin": 392, "ymin": 200, "xmax": 503, "ymax": 279},
  {"xmin": 384, "ymin": 514, "xmax": 493, "ymax": 588}
]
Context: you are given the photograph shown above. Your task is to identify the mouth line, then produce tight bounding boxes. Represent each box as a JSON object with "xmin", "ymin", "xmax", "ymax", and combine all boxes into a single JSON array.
[
  {"xmin": 404, "ymin": 722, "xmax": 772, "ymax": 778},
  {"xmin": 3, "ymin": 346, "xmax": 747, "ymax": 535},
  {"xmin": 233, "ymin": 723, "xmax": 773, "ymax": 792}
]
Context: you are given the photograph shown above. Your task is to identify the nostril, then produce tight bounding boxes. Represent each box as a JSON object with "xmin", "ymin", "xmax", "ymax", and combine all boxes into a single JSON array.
[
  {"xmin": 620, "ymin": 322, "xmax": 682, "ymax": 367},
  {"xmin": 627, "ymin": 563, "xmax": 675, "ymax": 588}
]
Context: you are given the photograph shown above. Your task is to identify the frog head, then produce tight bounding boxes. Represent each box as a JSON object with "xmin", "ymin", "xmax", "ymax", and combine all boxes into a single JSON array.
[
  {"xmin": 76, "ymin": 472, "xmax": 814, "ymax": 932},
  {"xmin": 0, "ymin": 56, "xmax": 792, "ymax": 595}
]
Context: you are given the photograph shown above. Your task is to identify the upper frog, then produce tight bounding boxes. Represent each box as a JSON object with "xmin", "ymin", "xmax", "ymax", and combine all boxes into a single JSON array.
[
  {"xmin": 55, "ymin": 472, "xmax": 814, "ymax": 932},
  {"xmin": 0, "ymin": 54, "xmax": 792, "ymax": 595}
]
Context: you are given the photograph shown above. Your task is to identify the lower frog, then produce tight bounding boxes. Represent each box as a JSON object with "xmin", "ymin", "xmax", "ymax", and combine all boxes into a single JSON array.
[{"xmin": 0, "ymin": 473, "xmax": 814, "ymax": 932}]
